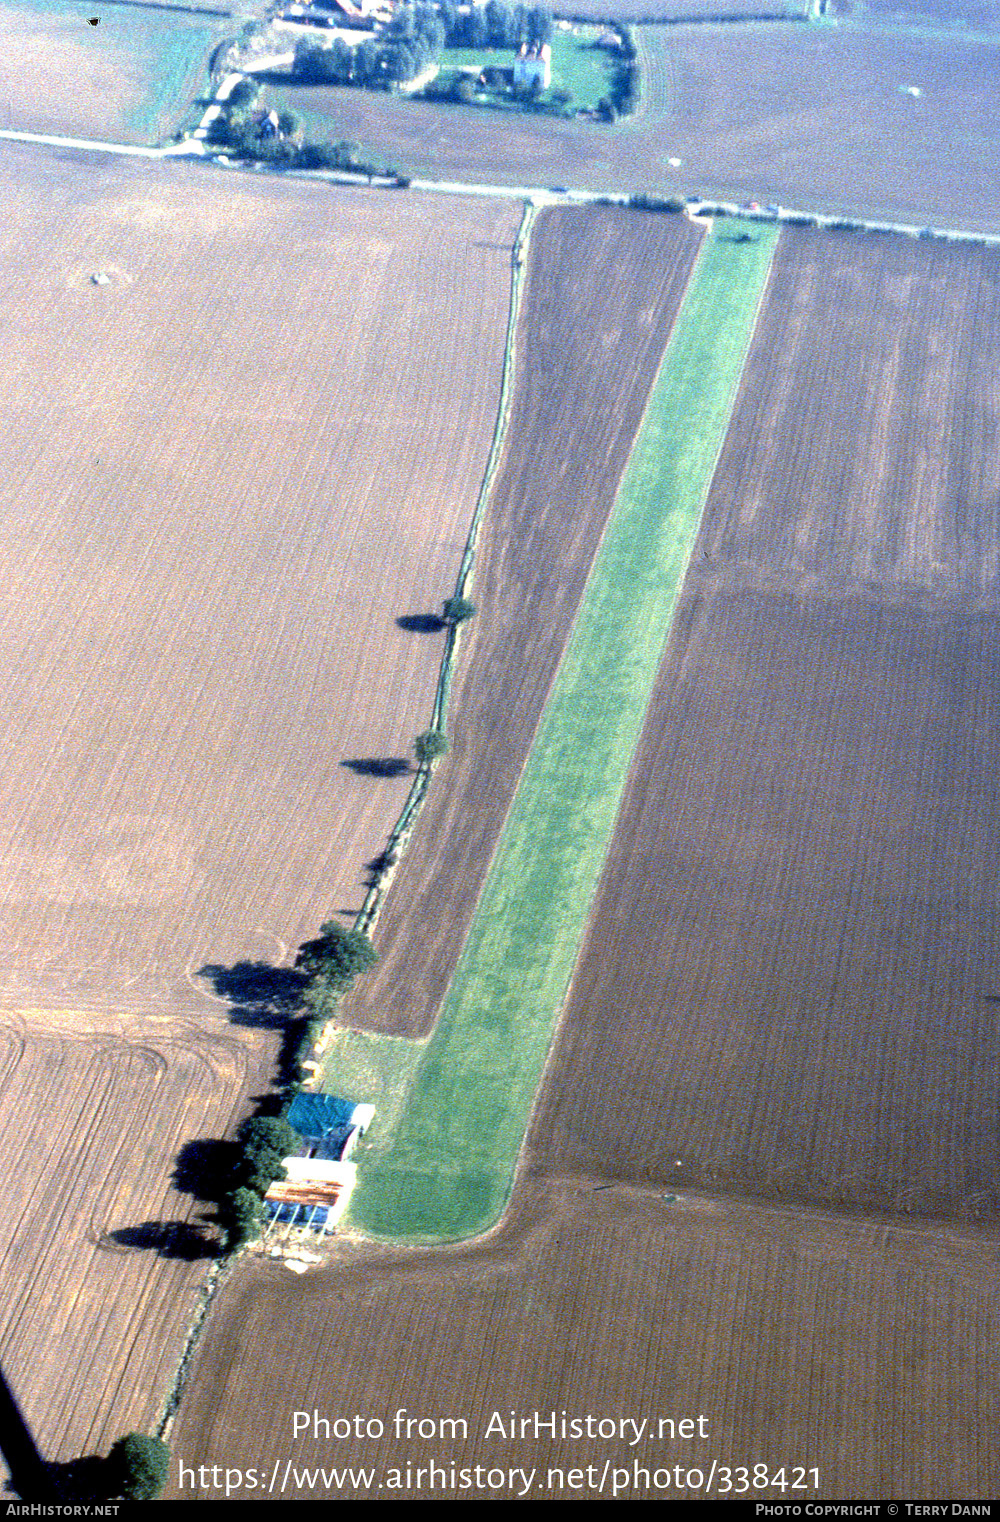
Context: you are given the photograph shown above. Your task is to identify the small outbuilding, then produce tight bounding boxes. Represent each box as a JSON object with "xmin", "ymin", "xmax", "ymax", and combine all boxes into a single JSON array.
[
  {"xmin": 286, "ymin": 1091, "xmax": 375, "ymax": 1161},
  {"xmin": 265, "ymin": 1158, "xmax": 357, "ymax": 1233}
]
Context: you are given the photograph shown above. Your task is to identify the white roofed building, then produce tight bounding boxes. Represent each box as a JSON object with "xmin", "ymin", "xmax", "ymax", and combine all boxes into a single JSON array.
[{"xmin": 513, "ymin": 41, "xmax": 551, "ymax": 91}]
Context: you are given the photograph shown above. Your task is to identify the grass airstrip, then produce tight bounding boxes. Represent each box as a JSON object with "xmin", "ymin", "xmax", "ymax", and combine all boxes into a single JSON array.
[{"xmin": 339, "ymin": 217, "xmax": 779, "ymax": 1242}]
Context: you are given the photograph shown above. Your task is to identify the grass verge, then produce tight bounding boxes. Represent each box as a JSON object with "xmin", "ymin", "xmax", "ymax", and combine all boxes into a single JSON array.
[{"xmin": 346, "ymin": 218, "xmax": 780, "ymax": 1242}]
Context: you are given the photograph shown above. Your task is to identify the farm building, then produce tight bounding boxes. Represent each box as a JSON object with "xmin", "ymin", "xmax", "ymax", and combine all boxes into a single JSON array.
[
  {"xmin": 286, "ymin": 1091, "xmax": 375, "ymax": 1162},
  {"xmin": 317, "ymin": 0, "xmax": 386, "ymax": 19},
  {"xmin": 265, "ymin": 1157, "xmax": 358, "ymax": 1233},
  {"xmin": 513, "ymin": 42, "xmax": 551, "ymax": 91}
]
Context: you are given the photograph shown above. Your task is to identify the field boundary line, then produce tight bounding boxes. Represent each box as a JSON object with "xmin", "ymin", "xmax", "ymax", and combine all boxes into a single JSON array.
[
  {"xmin": 155, "ymin": 1255, "xmax": 234, "ymax": 1441},
  {"xmin": 349, "ymin": 201, "xmax": 535, "ymax": 950},
  {"xmin": 346, "ymin": 219, "xmax": 780, "ymax": 1243}
]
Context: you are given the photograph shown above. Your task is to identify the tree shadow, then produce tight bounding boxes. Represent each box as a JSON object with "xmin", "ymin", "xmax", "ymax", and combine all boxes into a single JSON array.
[
  {"xmin": 397, "ymin": 612, "xmax": 446, "ymax": 633},
  {"xmin": 106, "ymin": 1221, "xmax": 222, "ymax": 1261},
  {"xmin": 197, "ymin": 960, "xmax": 309, "ymax": 1027},
  {"xmin": 196, "ymin": 959, "xmax": 316, "ymax": 1105},
  {"xmin": 173, "ymin": 1137, "xmax": 242, "ymax": 1202},
  {"xmin": 362, "ymin": 847, "xmax": 397, "ymax": 889},
  {"xmin": 47, "ymin": 1454, "xmax": 109, "ymax": 1504},
  {"xmin": 340, "ymin": 757, "xmax": 412, "ymax": 777}
]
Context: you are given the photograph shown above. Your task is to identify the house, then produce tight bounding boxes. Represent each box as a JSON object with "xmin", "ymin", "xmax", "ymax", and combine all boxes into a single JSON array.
[
  {"xmin": 513, "ymin": 42, "xmax": 551, "ymax": 92},
  {"xmin": 252, "ymin": 107, "xmax": 281, "ymax": 139},
  {"xmin": 321, "ymin": 0, "xmax": 385, "ymax": 19},
  {"xmin": 263, "ymin": 1094, "xmax": 375, "ymax": 1234}
]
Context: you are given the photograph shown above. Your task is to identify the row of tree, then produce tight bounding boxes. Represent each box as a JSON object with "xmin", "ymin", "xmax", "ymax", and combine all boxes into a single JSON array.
[
  {"xmin": 441, "ymin": 0, "xmax": 553, "ymax": 49},
  {"xmin": 609, "ymin": 23, "xmax": 639, "ymax": 116},
  {"xmin": 294, "ymin": 3, "xmax": 555, "ymax": 90},
  {"xmin": 216, "ymin": 922, "xmax": 380, "ymax": 1248},
  {"xmin": 209, "ymin": 598, "xmax": 474, "ymax": 1252},
  {"xmin": 296, "ymin": 3, "xmax": 446, "ymax": 87}
]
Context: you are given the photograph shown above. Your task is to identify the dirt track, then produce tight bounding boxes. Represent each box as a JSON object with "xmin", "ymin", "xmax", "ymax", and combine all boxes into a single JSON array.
[{"xmin": 343, "ymin": 203, "xmax": 705, "ymax": 1038}]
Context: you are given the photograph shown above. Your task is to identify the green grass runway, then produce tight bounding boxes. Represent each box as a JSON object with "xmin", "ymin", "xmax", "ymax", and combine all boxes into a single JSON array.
[{"xmin": 344, "ymin": 218, "xmax": 779, "ymax": 1242}]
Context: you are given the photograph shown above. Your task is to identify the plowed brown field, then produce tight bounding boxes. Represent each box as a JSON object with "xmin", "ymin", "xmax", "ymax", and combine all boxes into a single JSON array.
[
  {"xmin": 858, "ymin": 0, "xmax": 1000, "ymax": 29},
  {"xmin": 0, "ymin": 146, "xmax": 519, "ymax": 1467},
  {"xmin": 167, "ymin": 1182, "xmax": 1000, "ymax": 1499},
  {"xmin": 344, "ymin": 203, "xmax": 704, "ymax": 1038},
  {"xmin": 0, "ymin": 146, "xmax": 517, "ymax": 1016},
  {"xmin": 557, "ymin": 1, "xmax": 809, "ymax": 15},
  {"xmin": 0, "ymin": 1006, "xmax": 273, "ymax": 1462},
  {"xmin": 0, "ymin": 1, "xmax": 228, "ymax": 143},
  {"xmin": 534, "ymin": 228, "xmax": 1000, "ymax": 1221},
  {"xmin": 166, "ymin": 224, "xmax": 1000, "ymax": 1503}
]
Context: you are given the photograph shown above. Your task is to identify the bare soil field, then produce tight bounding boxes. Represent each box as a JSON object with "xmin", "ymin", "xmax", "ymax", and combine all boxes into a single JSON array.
[
  {"xmin": 0, "ymin": 145, "xmax": 517, "ymax": 1016},
  {"xmin": 556, "ymin": 2, "xmax": 809, "ymax": 17},
  {"xmin": 343, "ymin": 204, "xmax": 704, "ymax": 1039},
  {"xmin": 0, "ymin": 0, "xmax": 228, "ymax": 142},
  {"xmin": 283, "ymin": 23, "xmax": 1000, "ymax": 233},
  {"xmin": 852, "ymin": 0, "xmax": 1000, "ymax": 31},
  {"xmin": 534, "ymin": 228, "xmax": 1000, "ymax": 1222},
  {"xmin": 167, "ymin": 1181, "xmax": 1000, "ymax": 1499},
  {"xmin": 0, "ymin": 1004, "xmax": 275, "ymax": 1464}
]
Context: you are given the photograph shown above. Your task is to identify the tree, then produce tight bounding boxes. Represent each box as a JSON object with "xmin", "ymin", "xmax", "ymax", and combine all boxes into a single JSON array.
[
  {"xmin": 233, "ymin": 1116, "xmax": 296, "ymax": 1194},
  {"xmin": 228, "ymin": 77, "xmax": 259, "ymax": 109},
  {"xmin": 218, "ymin": 1186, "xmax": 267, "ymax": 1249},
  {"xmin": 300, "ymin": 973, "xmax": 344, "ymax": 1022},
  {"xmin": 452, "ymin": 73, "xmax": 477, "ymax": 103},
  {"xmin": 414, "ymin": 729, "xmax": 449, "ymax": 765},
  {"xmin": 485, "ymin": 0, "xmax": 514, "ymax": 47},
  {"xmin": 528, "ymin": 3, "xmax": 552, "ymax": 44},
  {"xmin": 443, "ymin": 595, "xmax": 476, "ymax": 624},
  {"xmin": 295, "ymin": 922, "xmax": 378, "ymax": 990},
  {"xmin": 466, "ymin": 4, "xmax": 488, "ymax": 46},
  {"xmin": 104, "ymin": 1435, "xmax": 170, "ymax": 1502},
  {"xmin": 294, "ymin": 40, "xmax": 339, "ymax": 82},
  {"xmin": 238, "ymin": 1115, "xmax": 298, "ymax": 1163}
]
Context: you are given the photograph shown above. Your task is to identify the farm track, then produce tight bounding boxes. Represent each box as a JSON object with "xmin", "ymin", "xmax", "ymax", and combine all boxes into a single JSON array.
[
  {"xmin": 342, "ymin": 203, "xmax": 705, "ymax": 1040},
  {"xmin": 532, "ymin": 228, "xmax": 1000, "ymax": 1222}
]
